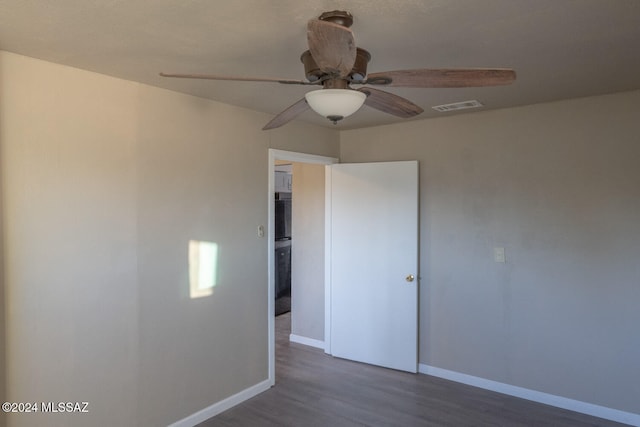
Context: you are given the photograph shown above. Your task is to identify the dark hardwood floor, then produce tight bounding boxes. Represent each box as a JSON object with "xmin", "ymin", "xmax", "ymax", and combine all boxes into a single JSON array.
[{"xmin": 199, "ymin": 313, "xmax": 627, "ymax": 426}]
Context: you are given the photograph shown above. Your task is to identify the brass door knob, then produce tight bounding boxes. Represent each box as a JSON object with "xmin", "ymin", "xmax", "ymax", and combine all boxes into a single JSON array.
[{"xmin": 406, "ymin": 274, "xmax": 415, "ymax": 282}]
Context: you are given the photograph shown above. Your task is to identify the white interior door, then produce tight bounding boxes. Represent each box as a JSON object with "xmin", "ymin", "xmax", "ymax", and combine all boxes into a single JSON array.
[{"xmin": 329, "ymin": 161, "xmax": 418, "ymax": 373}]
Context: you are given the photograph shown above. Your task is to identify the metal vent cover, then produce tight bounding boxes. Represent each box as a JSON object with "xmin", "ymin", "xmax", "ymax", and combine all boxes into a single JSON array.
[{"xmin": 432, "ymin": 100, "xmax": 484, "ymax": 112}]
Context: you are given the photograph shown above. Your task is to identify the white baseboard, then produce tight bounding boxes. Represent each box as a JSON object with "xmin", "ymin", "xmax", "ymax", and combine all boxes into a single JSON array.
[
  {"xmin": 289, "ymin": 333, "xmax": 325, "ymax": 350},
  {"xmin": 167, "ymin": 379, "xmax": 271, "ymax": 427},
  {"xmin": 419, "ymin": 364, "xmax": 640, "ymax": 427}
]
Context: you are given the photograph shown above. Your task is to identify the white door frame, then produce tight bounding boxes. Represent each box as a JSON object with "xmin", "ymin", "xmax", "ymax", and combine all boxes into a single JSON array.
[{"xmin": 267, "ymin": 149, "xmax": 338, "ymax": 385}]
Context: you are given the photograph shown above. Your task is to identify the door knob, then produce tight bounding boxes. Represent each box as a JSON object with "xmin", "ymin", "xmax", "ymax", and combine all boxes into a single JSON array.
[{"xmin": 406, "ymin": 274, "xmax": 415, "ymax": 282}]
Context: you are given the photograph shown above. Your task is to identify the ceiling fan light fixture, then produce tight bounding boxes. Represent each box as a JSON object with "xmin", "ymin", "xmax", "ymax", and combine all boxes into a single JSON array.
[{"xmin": 304, "ymin": 89, "xmax": 366, "ymax": 123}]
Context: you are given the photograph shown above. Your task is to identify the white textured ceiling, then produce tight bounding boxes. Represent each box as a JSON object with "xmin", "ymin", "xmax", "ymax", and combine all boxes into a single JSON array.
[{"xmin": 1, "ymin": 0, "xmax": 639, "ymax": 130}]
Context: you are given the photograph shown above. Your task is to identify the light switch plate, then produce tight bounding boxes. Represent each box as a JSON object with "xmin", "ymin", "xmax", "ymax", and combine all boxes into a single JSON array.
[{"xmin": 494, "ymin": 247, "xmax": 506, "ymax": 263}]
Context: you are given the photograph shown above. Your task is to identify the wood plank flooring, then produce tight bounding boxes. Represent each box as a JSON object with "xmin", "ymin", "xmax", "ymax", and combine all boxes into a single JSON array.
[{"xmin": 198, "ymin": 313, "xmax": 627, "ymax": 426}]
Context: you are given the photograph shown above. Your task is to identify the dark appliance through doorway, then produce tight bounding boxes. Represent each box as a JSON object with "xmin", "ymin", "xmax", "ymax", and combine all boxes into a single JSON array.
[{"xmin": 275, "ymin": 192, "xmax": 291, "ymax": 315}]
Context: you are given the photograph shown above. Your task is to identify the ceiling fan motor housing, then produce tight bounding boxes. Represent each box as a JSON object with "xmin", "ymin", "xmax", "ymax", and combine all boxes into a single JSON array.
[
  {"xmin": 318, "ymin": 10, "xmax": 354, "ymax": 28},
  {"xmin": 300, "ymin": 47, "xmax": 371, "ymax": 82}
]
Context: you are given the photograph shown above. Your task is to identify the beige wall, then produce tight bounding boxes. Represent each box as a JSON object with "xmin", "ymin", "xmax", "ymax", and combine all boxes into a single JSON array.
[
  {"xmin": 1, "ymin": 51, "xmax": 140, "ymax": 427},
  {"xmin": 2, "ymin": 45, "xmax": 639, "ymax": 423},
  {"xmin": 291, "ymin": 162, "xmax": 325, "ymax": 341},
  {"xmin": 340, "ymin": 90, "xmax": 640, "ymax": 414},
  {"xmin": 0, "ymin": 96, "xmax": 5, "ymax": 424},
  {"xmin": 0, "ymin": 50, "xmax": 339, "ymax": 427}
]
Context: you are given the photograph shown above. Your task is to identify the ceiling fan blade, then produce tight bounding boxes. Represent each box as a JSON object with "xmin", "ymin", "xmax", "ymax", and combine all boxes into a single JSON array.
[
  {"xmin": 159, "ymin": 72, "xmax": 314, "ymax": 85},
  {"xmin": 358, "ymin": 87, "xmax": 424, "ymax": 118},
  {"xmin": 263, "ymin": 98, "xmax": 310, "ymax": 130},
  {"xmin": 307, "ymin": 19, "xmax": 357, "ymax": 78},
  {"xmin": 365, "ymin": 68, "xmax": 516, "ymax": 88}
]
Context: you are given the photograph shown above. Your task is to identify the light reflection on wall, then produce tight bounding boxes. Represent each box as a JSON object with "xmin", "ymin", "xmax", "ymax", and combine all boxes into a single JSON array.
[{"xmin": 189, "ymin": 240, "xmax": 219, "ymax": 299}]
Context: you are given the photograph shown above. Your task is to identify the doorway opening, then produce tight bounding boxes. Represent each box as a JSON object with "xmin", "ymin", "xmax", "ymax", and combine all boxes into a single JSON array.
[
  {"xmin": 267, "ymin": 149, "xmax": 338, "ymax": 385},
  {"xmin": 274, "ymin": 162, "xmax": 292, "ymax": 317}
]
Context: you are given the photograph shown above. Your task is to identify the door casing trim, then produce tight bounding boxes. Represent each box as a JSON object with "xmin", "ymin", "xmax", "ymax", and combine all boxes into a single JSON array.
[{"xmin": 267, "ymin": 149, "xmax": 338, "ymax": 385}]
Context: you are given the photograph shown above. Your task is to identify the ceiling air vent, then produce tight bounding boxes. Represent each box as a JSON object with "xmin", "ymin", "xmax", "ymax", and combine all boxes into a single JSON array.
[{"xmin": 432, "ymin": 100, "xmax": 483, "ymax": 113}]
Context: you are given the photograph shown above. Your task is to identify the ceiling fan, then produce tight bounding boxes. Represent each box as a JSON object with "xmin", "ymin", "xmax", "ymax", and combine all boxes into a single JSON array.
[{"xmin": 160, "ymin": 10, "xmax": 516, "ymax": 130}]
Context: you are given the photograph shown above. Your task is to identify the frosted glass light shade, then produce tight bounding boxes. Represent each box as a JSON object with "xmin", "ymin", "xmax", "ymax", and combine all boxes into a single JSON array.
[{"xmin": 304, "ymin": 89, "xmax": 366, "ymax": 122}]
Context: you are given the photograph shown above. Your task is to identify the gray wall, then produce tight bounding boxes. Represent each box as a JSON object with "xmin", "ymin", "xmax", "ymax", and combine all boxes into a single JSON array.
[
  {"xmin": 290, "ymin": 162, "xmax": 325, "ymax": 341},
  {"xmin": 0, "ymin": 50, "xmax": 339, "ymax": 427},
  {"xmin": 340, "ymin": 90, "xmax": 640, "ymax": 414}
]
